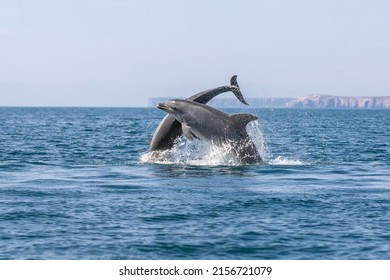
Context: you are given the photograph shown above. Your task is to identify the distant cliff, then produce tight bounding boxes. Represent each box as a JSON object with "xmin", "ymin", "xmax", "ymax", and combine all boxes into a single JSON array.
[
  {"xmin": 148, "ymin": 95, "xmax": 390, "ymax": 109},
  {"xmin": 286, "ymin": 95, "xmax": 390, "ymax": 109},
  {"xmin": 210, "ymin": 97, "xmax": 296, "ymax": 108}
]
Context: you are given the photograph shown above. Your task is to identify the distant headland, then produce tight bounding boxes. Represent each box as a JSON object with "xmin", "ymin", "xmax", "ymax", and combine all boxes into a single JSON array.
[{"xmin": 148, "ymin": 95, "xmax": 390, "ymax": 109}]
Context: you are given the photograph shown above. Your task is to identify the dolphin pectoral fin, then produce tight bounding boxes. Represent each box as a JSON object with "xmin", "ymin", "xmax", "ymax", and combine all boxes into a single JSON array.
[
  {"xmin": 230, "ymin": 113, "xmax": 258, "ymax": 126},
  {"xmin": 182, "ymin": 124, "xmax": 194, "ymax": 141},
  {"xmin": 230, "ymin": 75, "xmax": 249, "ymax": 106}
]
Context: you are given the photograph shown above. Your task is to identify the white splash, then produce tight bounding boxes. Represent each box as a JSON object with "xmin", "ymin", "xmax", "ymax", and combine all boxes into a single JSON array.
[
  {"xmin": 246, "ymin": 120, "xmax": 269, "ymax": 162},
  {"xmin": 247, "ymin": 120, "xmax": 306, "ymax": 166},
  {"xmin": 140, "ymin": 120, "xmax": 304, "ymax": 166},
  {"xmin": 140, "ymin": 139, "xmax": 242, "ymax": 166},
  {"xmin": 140, "ymin": 119, "xmax": 268, "ymax": 166}
]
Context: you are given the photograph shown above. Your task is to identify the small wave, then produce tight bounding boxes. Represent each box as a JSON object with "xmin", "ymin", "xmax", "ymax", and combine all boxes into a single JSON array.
[{"xmin": 268, "ymin": 156, "xmax": 305, "ymax": 166}]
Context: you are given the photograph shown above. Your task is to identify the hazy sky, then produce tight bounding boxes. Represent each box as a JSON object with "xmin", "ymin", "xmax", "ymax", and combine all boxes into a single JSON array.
[{"xmin": 1, "ymin": 0, "xmax": 389, "ymax": 107}]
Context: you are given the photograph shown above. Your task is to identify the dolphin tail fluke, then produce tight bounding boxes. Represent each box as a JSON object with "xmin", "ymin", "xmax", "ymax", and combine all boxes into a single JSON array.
[
  {"xmin": 230, "ymin": 75, "xmax": 249, "ymax": 106},
  {"xmin": 230, "ymin": 75, "xmax": 239, "ymax": 87}
]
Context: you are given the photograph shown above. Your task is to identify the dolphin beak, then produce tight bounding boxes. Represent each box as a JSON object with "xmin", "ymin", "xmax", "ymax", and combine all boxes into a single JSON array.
[
  {"xmin": 157, "ymin": 102, "xmax": 167, "ymax": 110},
  {"xmin": 157, "ymin": 102, "xmax": 172, "ymax": 113}
]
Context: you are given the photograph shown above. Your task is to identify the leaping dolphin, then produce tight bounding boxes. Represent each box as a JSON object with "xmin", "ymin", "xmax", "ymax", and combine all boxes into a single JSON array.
[
  {"xmin": 157, "ymin": 99, "xmax": 263, "ymax": 164},
  {"xmin": 149, "ymin": 75, "xmax": 248, "ymax": 151}
]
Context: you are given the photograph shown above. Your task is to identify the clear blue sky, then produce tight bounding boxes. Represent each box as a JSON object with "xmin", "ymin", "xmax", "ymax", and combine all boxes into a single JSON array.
[{"xmin": 1, "ymin": 0, "xmax": 389, "ymax": 107}]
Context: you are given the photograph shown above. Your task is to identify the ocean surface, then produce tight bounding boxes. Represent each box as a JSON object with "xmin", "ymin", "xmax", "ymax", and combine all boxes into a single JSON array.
[{"xmin": 0, "ymin": 107, "xmax": 389, "ymax": 260}]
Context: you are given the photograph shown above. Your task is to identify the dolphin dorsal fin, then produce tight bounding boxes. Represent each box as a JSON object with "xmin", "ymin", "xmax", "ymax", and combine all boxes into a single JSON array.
[{"xmin": 229, "ymin": 113, "xmax": 258, "ymax": 127}]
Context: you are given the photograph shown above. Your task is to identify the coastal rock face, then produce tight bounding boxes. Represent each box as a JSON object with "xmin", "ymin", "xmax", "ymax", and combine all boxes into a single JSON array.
[{"xmin": 286, "ymin": 95, "xmax": 390, "ymax": 109}]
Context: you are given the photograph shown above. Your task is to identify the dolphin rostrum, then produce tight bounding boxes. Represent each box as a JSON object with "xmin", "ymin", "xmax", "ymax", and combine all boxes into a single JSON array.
[
  {"xmin": 157, "ymin": 99, "xmax": 263, "ymax": 164},
  {"xmin": 149, "ymin": 75, "xmax": 248, "ymax": 151}
]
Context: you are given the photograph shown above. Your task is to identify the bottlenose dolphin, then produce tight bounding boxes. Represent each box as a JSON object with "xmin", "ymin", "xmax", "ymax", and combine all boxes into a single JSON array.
[
  {"xmin": 149, "ymin": 75, "xmax": 248, "ymax": 151},
  {"xmin": 157, "ymin": 99, "xmax": 263, "ymax": 164}
]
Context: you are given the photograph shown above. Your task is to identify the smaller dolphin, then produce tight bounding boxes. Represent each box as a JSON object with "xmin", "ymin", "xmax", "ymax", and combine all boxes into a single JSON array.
[
  {"xmin": 149, "ymin": 75, "xmax": 248, "ymax": 151},
  {"xmin": 157, "ymin": 99, "xmax": 263, "ymax": 164}
]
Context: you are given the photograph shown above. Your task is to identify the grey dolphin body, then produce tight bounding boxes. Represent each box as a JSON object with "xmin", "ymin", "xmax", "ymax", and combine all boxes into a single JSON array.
[
  {"xmin": 157, "ymin": 99, "xmax": 263, "ymax": 164},
  {"xmin": 149, "ymin": 75, "xmax": 248, "ymax": 151}
]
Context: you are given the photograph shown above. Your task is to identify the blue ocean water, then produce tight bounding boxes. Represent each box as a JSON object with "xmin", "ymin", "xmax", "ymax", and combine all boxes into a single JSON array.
[{"xmin": 0, "ymin": 107, "xmax": 389, "ymax": 259}]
